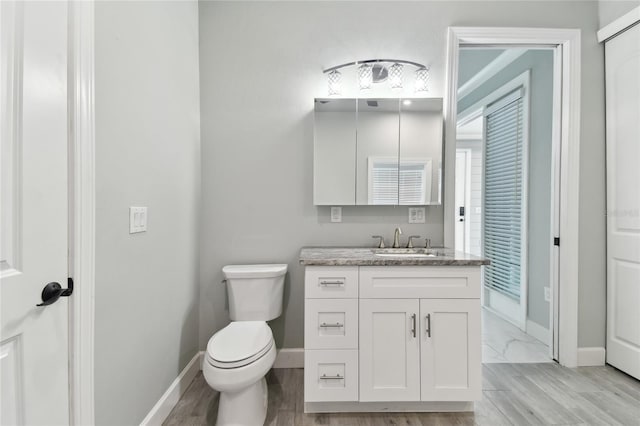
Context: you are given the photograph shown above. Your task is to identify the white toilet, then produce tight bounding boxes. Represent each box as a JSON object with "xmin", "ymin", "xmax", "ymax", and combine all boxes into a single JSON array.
[{"xmin": 203, "ymin": 264, "xmax": 287, "ymax": 426}]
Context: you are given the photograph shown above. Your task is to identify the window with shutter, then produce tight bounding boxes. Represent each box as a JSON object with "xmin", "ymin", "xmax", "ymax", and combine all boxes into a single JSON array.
[
  {"xmin": 368, "ymin": 157, "xmax": 432, "ymax": 205},
  {"xmin": 483, "ymin": 89, "xmax": 524, "ymax": 300}
]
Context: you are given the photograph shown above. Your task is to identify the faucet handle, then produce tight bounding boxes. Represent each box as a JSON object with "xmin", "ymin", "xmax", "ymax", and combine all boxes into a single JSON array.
[
  {"xmin": 406, "ymin": 235, "xmax": 421, "ymax": 248},
  {"xmin": 372, "ymin": 235, "xmax": 386, "ymax": 248},
  {"xmin": 424, "ymin": 238, "xmax": 432, "ymax": 249}
]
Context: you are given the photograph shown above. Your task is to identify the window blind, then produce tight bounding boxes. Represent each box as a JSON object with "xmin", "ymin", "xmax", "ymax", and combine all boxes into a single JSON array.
[
  {"xmin": 483, "ymin": 90, "xmax": 524, "ymax": 300},
  {"xmin": 369, "ymin": 159, "xmax": 429, "ymax": 204}
]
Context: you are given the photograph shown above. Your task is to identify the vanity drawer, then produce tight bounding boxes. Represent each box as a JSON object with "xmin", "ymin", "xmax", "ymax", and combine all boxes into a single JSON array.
[
  {"xmin": 304, "ymin": 349, "xmax": 358, "ymax": 402},
  {"xmin": 305, "ymin": 299, "xmax": 358, "ymax": 349},
  {"xmin": 360, "ymin": 266, "xmax": 481, "ymax": 299},
  {"xmin": 305, "ymin": 266, "xmax": 358, "ymax": 298}
]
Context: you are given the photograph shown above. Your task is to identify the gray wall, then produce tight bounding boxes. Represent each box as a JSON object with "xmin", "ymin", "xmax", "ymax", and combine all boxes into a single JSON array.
[
  {"xmin": 198, "ymin": 1, "xmax": 605, "ymax": 350},
  {"xmin": 458, "ymin": 49, "xmax": 504, "ymax": 87},
  {"xmin": 458, "ymin": 50, "xmax": 554, "ymax": 330},
  {"xmin": 200, "ymin": 1, "xmax": 605, "ymax": 348},
  {"xmin": 94, "ymin": 1, "xmax": 201, "ymax": 425},
  {"xmin": 598, "ymin": 0, "xmax": 639, "ymax": 27}
]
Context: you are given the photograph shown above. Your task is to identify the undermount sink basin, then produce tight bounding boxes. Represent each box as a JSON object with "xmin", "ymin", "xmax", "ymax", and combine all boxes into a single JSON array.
[{"xmin": 373, "ymin": 248, "xmax": 442, "ymax": 258}]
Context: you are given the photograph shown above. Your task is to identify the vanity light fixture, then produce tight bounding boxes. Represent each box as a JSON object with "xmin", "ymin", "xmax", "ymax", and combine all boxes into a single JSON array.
[
  {"xmin": 327, "ymin": 69, "xmax": 342, "ymax": 96},
  {"xmin": 403, "ymin": 99, "xmax": 412, "ymax": 106},
  {"xmin": 358, "ymin": 64, "xmax": 373, "ymax": 90},
  {"xmin": 388, "ymin": 62, "xmax": 404, "ymax": 89},
  {"xmin": 323, "ymin": 59, "xmax": 429, "ymax": 95},
  {"xmin": 414, "ymin": 67, "xmax": 430, "ymax": 92}
]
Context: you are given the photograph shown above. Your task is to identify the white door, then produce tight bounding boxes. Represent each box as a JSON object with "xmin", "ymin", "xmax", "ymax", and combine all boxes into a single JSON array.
[
  {"xmin": 1, "ymin": 1, "xmax": 70, "ymax": 424},
  {"xmin": 605, "ymin": 23, "xmax": 640, "ymax": 380},
  {"xmin": 420, "ymin": 299, "xmax": 481, "ymax": 401},
  {"xmin": 454, "ymin": 150, "xmax": 468, "ymax": 252},
  {"xmin": 359, "ymin": 299, "xmax": 420, "ymax": 401}
]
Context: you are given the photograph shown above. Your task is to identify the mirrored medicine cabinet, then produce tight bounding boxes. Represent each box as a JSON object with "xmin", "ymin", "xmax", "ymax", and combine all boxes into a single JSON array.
[{"xmin": 314, "ymin": 97, "xmax": 443, "ymax": 206}]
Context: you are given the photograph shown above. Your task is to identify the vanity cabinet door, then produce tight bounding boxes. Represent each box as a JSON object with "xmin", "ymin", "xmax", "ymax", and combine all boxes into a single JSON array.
[
  {"xmin": 420, "ymin": 299, "xmax": 481, "ymax": 401},
  {"xmin": 359, "ymin": 299, "xmax": 420, "ymax": 401}
]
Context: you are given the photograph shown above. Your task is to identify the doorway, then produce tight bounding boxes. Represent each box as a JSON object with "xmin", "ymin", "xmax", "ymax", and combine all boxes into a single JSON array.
[{"xmin": 453, "ymin": 45, "xmax": 559, "ymax": 363}]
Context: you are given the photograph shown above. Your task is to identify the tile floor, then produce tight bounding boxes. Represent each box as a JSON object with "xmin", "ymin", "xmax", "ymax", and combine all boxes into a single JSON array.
[{"xmin": 482, "ymin": 308, "xmax": 552, "ymax": 363}]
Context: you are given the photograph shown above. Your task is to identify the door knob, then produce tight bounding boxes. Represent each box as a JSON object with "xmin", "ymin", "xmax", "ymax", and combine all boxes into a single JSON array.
[{"xmin": 37, "ymin": 278, "xmax": 73, "ymax": 306}]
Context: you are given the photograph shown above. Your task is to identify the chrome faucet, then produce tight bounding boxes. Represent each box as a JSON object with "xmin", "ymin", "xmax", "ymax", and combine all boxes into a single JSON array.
[{"xmin": 392, "ymin": 227, "xmax": 403, "ymax": 248}]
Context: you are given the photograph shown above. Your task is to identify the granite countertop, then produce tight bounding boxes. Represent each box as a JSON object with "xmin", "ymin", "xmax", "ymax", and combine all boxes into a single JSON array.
[{"xmin": 299, "ymin": 247, "xmax": 490, "ymax": 266}]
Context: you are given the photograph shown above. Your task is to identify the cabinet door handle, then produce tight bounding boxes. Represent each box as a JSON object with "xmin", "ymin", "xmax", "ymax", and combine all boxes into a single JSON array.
[
  {"xmin": 425, "ymin": 313, "xmax": 431, "ymax": 338},
  {"xmin": 319, "ymin": 280, "xmax": 344, "ymax": 286},
  {"xmin": 411, "ymin": 313, "xmax": 417, "ymax": 338},
  {"xmin": 319, "ymin": 322, "xmax": 344, "ymax": 328},
  {"xmin": 320, "ymin": 374, "xmax": 343, "ymax": 380}
]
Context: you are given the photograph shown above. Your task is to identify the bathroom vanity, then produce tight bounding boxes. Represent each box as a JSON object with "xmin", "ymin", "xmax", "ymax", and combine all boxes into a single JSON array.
[{"xmin": 299, "ymin": 247, "xmax": 489, "ymax": 413}]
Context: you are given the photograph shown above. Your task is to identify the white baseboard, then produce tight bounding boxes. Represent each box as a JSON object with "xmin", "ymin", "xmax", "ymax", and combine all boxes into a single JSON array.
[
  {"xmin": 140, "ymin": 351, "xmax": 204, "ymax": 426},
  {"xmin": 526, "ymin": 319, "xmax": 550, "ymax": 345},
  {"xmin": 577, "ymin": 347, "xmax": 606, "ymax": 367},
  {"xmin": 273, "ymin": 348, "xmax": 304, "ymax": 368}
]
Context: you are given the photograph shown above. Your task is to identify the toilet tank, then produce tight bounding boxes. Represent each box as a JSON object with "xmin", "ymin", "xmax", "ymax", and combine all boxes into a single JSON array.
[{"xmin": 222, "ymin": 264, "xmax": 287, "ymax": 321}]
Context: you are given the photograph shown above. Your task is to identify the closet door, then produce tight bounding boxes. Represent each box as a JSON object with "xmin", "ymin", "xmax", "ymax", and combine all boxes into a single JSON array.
[{"xmin": 606, "ymin": 23, "xmax": 640, "ymax": 380}]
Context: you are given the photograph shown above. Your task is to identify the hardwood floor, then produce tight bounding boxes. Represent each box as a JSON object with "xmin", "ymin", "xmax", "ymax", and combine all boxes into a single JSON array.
[{"xmin": 163, "ymin": 364, "xmax": 640, "ymax": 425}]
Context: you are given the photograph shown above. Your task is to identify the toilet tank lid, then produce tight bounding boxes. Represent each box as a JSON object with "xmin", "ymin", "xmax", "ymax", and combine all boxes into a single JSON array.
[{"xmin": 222, "ymin": 264, "xmax": 288, "ymax": 279}]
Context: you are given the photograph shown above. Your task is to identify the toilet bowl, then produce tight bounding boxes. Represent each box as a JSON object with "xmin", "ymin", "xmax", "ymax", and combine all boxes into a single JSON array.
[
  {"xmin": 203, "ymin": 264, "xmax": 287, "ymax": 426},
  {"xmin": 203, "ymin": 321, "xmax": 276, "ymax": 425}
]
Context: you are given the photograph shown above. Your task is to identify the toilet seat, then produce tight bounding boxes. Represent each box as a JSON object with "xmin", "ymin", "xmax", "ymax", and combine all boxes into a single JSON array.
[{"xmin": 206, "ymin": 321, "xmax": 273, "ymax": 369}]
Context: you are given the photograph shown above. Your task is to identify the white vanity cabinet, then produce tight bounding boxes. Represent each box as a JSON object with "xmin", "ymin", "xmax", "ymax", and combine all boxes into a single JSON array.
[
  {"xmin": 304, "ymin": 266, "xmax": 359, "ymax": 403},
  {"xmin": 359, "ymin": 298, "xmax": 421, "ymax": 402},
  {"xmin": 419, "ymin": 298, "xmax": 481, "ymax": 401},
  {"xmin": 303, "ymin": 263, "xmax": 482, "ymax": 413}
]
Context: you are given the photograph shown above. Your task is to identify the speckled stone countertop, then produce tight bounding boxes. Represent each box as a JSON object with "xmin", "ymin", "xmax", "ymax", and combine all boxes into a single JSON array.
[{"xmin": 299, "ymin": 247, "xmax": 490, "ymax": 266}]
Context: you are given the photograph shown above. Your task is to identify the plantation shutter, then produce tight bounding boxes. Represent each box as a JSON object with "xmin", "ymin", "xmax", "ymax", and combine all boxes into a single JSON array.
[
  {"xmin": 483, "ymin": 89, "xmax": 524, "ymax": 300},
  {"xmin": 399, "ymin": 164, "xmax": 426, "ymax": 204},
  {"xmin": 370, "ymin": 160, "xmax": 399, "ymax": 204},
  {"xmin": 369, "ymin": 160, "xmax": 429, "ymax": 204}
]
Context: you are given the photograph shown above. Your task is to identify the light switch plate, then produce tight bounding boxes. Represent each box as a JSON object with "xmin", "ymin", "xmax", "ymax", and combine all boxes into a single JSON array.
[
  {"xmin": 129, "ymin": 207, "xmax": 147, "ymax": 233},
  {"xmin": 330, "ymin": 207, "xmax": 342, "ymax": 223},
  {"xmin": 408, "ymin": 207, "xmax": 425, "ymax": 224},
  {"xmin": 544, "ymin": 286, "xmax": 551, "ymax": 302}
]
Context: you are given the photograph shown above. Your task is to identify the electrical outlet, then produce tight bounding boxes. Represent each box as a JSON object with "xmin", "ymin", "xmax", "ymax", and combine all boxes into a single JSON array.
[
  {"xmin": 544, "ymin": 286, "xmax": 551, "ymax": 302},
  {"xmin": 129, "ymin": 207, "xmax": 147, "ymax": 233},
  {"xmin": 330, "ymin": 207, "xmax": 342, "ymax": 223},
  {"xmin": 408, "ymin": 207, "xmax": 425, "ymax": 224}
]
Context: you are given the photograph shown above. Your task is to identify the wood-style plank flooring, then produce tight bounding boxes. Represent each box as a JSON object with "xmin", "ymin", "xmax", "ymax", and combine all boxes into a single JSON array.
[{"xmin": 163, "ymin": 363, "xmax": 640, "ymax": 425}]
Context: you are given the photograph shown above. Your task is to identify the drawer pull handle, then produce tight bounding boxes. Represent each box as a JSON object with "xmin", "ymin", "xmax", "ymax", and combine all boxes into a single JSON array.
[
  {"xmin": 425, "ymin": 313, "xmax": 431, "ymax": 338},
  {"xmin": 319, "ymin": 280, "xmax": 345, "ymax": 286},
  {"xmin": 319, "ymin": 322, "xmax": 344, "ymax": 328},
  {"xmin": 320, "ymin": 374, "xmax": 343, "ymax": 380}
]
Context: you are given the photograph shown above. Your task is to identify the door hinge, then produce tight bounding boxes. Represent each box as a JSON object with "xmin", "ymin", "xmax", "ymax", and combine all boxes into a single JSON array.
[{"xmin": 554, "ymin": 237, "xmax": 560, "ymax": 246}]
